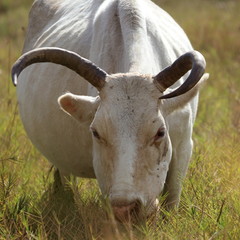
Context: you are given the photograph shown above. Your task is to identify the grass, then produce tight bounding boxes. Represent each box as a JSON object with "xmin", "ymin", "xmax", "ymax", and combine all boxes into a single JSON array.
[{"xmin": 0, "ymin": 0, "xmax": 240, "ymax": 239}]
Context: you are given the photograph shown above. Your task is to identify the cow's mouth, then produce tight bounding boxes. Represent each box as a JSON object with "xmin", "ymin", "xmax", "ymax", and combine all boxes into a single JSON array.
[
  {"xmin": 112, "ymin": 198, "xmax": 159, "ymax": 222},
  {"xmin": 112, "ymin": 200, "xmax": 140, "ymax": 222}
]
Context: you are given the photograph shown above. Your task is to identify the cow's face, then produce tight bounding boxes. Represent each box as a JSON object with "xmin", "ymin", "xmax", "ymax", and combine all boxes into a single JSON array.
[
  {"xmin": 59, "ymin": 73, "xmax": 173, "ymax": 220},
  {"xmin": 58, "ymin": 72, "xmax": 205, "ymax": 221},
  {"xmin": 89, "ymin": 73, "xmax": 172, "ymax": 220}
]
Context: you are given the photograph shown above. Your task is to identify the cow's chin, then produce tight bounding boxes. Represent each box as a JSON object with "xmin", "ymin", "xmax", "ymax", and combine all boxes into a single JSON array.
[{"xmin": 113, "ymin": 198, "xmax": 160, "ymax": 223}]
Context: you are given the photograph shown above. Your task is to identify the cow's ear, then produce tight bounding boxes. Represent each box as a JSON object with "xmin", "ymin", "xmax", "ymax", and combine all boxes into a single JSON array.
[
  {"xmin": 58, "ymin": 93, "xmax": 100, "ymax": 124},
  {"xmin": 161, "ymin": 73, "xmax": 209, "ymax": 116}
]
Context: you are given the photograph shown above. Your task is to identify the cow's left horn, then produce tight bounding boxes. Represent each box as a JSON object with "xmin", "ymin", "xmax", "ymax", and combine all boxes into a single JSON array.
[
  {"xmin": 153, "ymin": 51, "xmax": 206, "ymax": 99},
  {"xmin": 12, "ymin": 47, "xmax": 107, "ymax": 90}
]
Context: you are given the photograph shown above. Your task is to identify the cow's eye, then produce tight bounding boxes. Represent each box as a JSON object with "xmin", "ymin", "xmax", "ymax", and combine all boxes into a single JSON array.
[
  {"xmin": 154, "ymin": 128, "xmax": 165, "ymax": 142},
  {"xmin": 92, "ymin": 129, "xmax": 100, "ymax": 140}
]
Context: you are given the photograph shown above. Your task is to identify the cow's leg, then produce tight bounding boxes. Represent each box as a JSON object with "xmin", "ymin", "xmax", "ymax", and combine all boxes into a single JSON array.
[
  {"xmin": 163, "ymin": 138, "xmax": 193, "ymax": 209},
  {"xmin": 53, "ymin": 168, "xmax": 71, "ymax": 192},
  {"xmin": 162, "ymin": 102, "xmax": 196, "ymax": 210}
]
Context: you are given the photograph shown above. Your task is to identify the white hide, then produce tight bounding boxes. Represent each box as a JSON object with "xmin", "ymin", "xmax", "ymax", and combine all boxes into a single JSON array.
[{"xmin": 17, "ymin": 0, "xmax": 208, "ymax": 213}]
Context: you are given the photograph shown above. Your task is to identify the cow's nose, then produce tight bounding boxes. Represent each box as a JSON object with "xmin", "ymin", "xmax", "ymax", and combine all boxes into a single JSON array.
[{"xmin": 112, "ymin": 200, "xmax": 140, "ymax": 222}]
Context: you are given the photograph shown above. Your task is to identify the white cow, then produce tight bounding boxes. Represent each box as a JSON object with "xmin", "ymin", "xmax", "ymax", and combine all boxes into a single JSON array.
[{"xmin": 12, "ymin": 0, "xmax": 208, "ymax": 221}]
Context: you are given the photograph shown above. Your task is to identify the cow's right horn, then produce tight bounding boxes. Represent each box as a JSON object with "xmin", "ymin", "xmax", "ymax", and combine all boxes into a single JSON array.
[{"xmin": 11, "ymin": 47, "xmax": 108, "ymax": 90}]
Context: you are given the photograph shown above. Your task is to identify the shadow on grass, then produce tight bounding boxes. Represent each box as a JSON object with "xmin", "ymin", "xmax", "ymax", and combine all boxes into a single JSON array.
[
  {"xmin": 35, "ymin": 171, "xmax": 98, "ymax": 239},
  {"xmin": 33, "ymin": 170, "xmax": 129, "ymax": 240},
  {"xmin": 39, "ymin": 185, "xmax": 85, "ymax": 239}
]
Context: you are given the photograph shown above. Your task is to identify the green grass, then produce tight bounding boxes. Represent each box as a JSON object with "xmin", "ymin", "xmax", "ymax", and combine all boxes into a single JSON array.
[{"xmin": 0, "ymin": 0, "xmax": 240, "ymax": 239}]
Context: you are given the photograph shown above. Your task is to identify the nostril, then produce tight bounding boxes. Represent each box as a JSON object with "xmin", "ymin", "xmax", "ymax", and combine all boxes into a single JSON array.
[{"xmin": 112, "ymin": 200, "xmax": 141, "ymax": 221}]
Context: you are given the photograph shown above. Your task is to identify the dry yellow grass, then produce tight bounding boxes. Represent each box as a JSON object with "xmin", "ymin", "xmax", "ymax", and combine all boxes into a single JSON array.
[{"xmin": 0, "ymin": 0, "xmax": 239, "ymax": 239}]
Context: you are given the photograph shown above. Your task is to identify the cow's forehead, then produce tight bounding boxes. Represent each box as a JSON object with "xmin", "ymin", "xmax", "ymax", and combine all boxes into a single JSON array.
[
  {"xmin": 98, "ymin": 73, "xmax": 161, "ymax": 120},
  {"xmin": 93, "ymin": 73, "xmax": 163, "ymax": 136},
  {"xmin": 101, "ymin": 73, "xmax": 160, "ymax": 101}
]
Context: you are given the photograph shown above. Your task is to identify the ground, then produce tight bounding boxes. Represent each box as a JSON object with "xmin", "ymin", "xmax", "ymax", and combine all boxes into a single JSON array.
[{"xmin": 0, "ymin": 0, "xmax": 240, "ymax": 239}]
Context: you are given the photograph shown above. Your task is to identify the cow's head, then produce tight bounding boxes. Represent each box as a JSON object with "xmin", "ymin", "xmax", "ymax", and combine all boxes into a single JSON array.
[{"xmin": 12, "ymin": 47, "xmax": 208, "ymax": 221}]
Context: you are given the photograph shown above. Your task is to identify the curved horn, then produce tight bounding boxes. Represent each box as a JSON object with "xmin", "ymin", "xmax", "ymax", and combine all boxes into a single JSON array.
[
  {"xmin": 12, "ymin": 47, "xmax": 108, "ymax": 90},
  {"xmin": 153, "ymin": 51, "xmax": 206, "ymax": 99}
]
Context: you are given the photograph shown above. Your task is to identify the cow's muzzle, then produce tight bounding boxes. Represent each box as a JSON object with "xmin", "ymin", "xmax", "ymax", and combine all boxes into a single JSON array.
[
  {"xmin": 111, "ymin": 198, "xmax": 160, "ymax": 222},
  {"xmin": 111, "ymin": 200, "xmax": 141, "ymax": 222}
]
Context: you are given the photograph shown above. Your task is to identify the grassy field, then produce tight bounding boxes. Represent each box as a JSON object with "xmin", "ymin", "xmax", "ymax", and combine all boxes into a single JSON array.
[{"xmin": 0, "ymin": 0, "xmax": 240, "ymax": 239}]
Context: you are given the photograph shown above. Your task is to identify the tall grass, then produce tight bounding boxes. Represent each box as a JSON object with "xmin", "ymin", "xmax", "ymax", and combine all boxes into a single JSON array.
[{"xmin": 0, "ymin": 0, "xmax": 240, "ymax": 239}]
